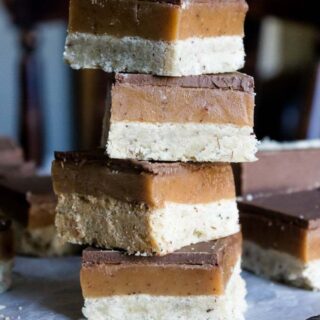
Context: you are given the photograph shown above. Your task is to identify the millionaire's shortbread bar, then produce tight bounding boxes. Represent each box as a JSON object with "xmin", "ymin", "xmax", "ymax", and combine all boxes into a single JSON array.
[
  {"xmin": 65, "ymin": 0, "xmax": 248, "ymax": 76},
  {"xmin": 52, "ymin": 150, "xmax": 240, "ymax": 255},
  {"xmin": 81, "ymin": 233, "xmax": 246, "ymax": 320},
  {"xmin": 103, "ymin": 72, "xmax": 257, "ymax": 162},
  {"xmin": 240, "ymin": 188, "xmax": 320, "ymax": 290}
]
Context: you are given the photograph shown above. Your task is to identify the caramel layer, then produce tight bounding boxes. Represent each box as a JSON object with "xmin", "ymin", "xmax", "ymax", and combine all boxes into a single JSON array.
[
  {"xmin": 111, "ymin": 85, "xmax": 254, "ymax": 125},
  {"xmin": 241, "ymin": 213, "xmax": 320, "ymax": 263},
  {"xmin": 69, "ymin": 0, "xmax": 247, "ymax": 41},
  {"xmin": 81, "ymin": 233, "xmax": 241, "ymax": 297},
  {"xmin": 82, "ymin": 265, "xmax": 223, "ymax": 297},
  {"xmin": 52, "ymin": 151, "xmax": 235, "ymax": 207}
]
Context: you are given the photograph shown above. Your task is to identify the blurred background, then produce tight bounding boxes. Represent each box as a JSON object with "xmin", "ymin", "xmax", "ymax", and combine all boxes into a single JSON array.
[{"xmin": 0, "ymin": 0, "xmax": 319, "ymax": 171}]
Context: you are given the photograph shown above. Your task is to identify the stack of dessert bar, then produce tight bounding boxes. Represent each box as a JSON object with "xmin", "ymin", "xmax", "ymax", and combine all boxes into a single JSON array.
[
  {"xmin": 235, "ymin": 140, "xmax": 320, "ymax": 290},
  {"xmin": 53, "ymin": 0, "xmax": 257, "ymax": 318}
]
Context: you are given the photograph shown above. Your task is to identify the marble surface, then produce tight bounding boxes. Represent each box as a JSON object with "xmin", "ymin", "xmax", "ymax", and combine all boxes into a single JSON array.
[{"xmin": 1, "ymin": 256, "xmax": 320, "ymax": 320}]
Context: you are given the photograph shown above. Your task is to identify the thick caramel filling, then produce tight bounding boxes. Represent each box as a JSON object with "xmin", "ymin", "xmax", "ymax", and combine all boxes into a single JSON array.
[
  {"xmin": 52, "ymin": 162, "xmax": 235, "ymax": 207},
  {"xmin": 0, "ymin": 229, "xmax": 14, "ymax": 260},
  {"xmin": 241, "ymin": 213, "xmax": 320, "ymax": 263},
  {"xmin": 81, "ymin": 265, "xmax": 223, "ymax": 297},
  {"xmin": 111, "ymin": 85, "xmax": 254, "ymax": 125},
  {"xmin": 69, "ymin": 0, "xmax": 247, "ymax": 41}
]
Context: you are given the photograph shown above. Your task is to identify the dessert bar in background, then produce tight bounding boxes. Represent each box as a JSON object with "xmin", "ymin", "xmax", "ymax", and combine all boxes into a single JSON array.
[
  {"xmin": 52, "ymin": 150, "xmax": 240, "ymax": 255},
  {"xmin": 0, "ymin": 218, "xmax": 14, "ymax": 293},
  {"xmin": 0, "ymin": 137, "xmax": 24, "ymax": 166},
  {"xmin": 239, "ymin": 189, "xmax": 320, "ymax": 290},
  {"xmin": 0, "ymin": 176, "xmax": 78, "ymax": 257},
  {"xmin": 233, "ymin": 139, "xmax": 320, "ymax": 198},
  {"xmin": 65, "ymin": 0, "xmax": 248, "ymax": 76},
  {"xmin": 81, "ymin": 233, "xmax": 246, "ymax": 320},
  {"xmin": 104, "ymin": 73, "xmax": 257, "ymax": 162},
  {"xmin": 0, "ymin": 137, "xmax": 35, "ymax": 179}
]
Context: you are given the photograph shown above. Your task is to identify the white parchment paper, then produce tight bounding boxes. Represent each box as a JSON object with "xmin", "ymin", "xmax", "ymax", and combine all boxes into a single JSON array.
[{"xmin": 1, "ymin": 257, "xmax": 320, "ymax": 320}]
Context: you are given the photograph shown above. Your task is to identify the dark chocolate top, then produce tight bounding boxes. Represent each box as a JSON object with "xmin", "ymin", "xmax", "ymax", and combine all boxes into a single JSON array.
[
  {"xmin": 83, "ymin": 233, "xmax": 240, "ymax": 266},
  {"xmin": 239, "ymin": 189, "xmax": 320, "ymax": 229},
  {"xmin": 114, "ymin": 72, "xmax": 254, "ymax": 93},
  {"xmin": 54, "ymin": 149, "xmax": 224, "ymax": 176},
  {"xmin": 0, "ymin": 218, "xmax": 11, "ymax": 232}
]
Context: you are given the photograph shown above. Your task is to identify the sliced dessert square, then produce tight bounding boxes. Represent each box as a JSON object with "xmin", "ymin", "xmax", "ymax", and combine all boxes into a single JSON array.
[
  {"xmin": 239, "ymin": 188, "xmax": 320, "ymax": 290},
  {"xmin": 103, "ymin": 73, "xmax": 257, "ymax": 162},
  {"xmin": 52, "ymin": 150, "xmax": 240, "ymax": 255},
  {"xmin": 65, "ymin": 0, "xmax": 248, "ymax": 76},
  {"xmin": 81, "ymin": 233, "xmax": 246, "ymax": 320}
]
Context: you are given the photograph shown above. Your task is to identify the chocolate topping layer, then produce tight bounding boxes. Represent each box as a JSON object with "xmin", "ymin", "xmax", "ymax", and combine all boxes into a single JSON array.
[
  {"xmin": 234, "ymin": 149, "xmax": 320, "ymax": 197},
  {"xmin": 54, "ymin": 150, "xmax": 226, "ymax": 176},
  {"xmin": 114, "ymin": 73, "xmax": 254, "ymax": 93},
  {"xmin": 239, "ymin": 189, "xmax": 320, "ymax": 229},
  {"xmin": 53, "ymin": 150, "xmax": 235, "ymax": 206},
  {"xmin": 83, "ymin": 233, "xmax": 240, "ymax": 266}
]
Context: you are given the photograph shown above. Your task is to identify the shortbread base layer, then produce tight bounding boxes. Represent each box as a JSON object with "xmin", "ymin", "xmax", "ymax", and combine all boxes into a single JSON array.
[
  {"xmin": 106, "ymin": 122, "xmax": 257, "ymax": 162},
  {"xmin": 64, "ymin": 33, "xmax": 245, "ymax": 76},
  {"xmin": 82, "ymin": 267, "xmax": 246, "ymax": 320},
  {"xmin": 56, "ymin": 194, "xmax": 239, "ymax": 255},
  {"xmin": 0, "ymin": 259, "xmax": 13, "ymax": 294},
  {"xmin": 243, "ymin": 241, "xmax": 320, "ymax": 290},
  {"xmin": 16, "ymin": 225, "xmax": 78, "ymax": 257}
]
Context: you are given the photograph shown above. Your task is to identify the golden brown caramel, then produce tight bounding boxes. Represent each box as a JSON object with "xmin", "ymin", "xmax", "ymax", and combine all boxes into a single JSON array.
[
  {"xmin": 111, "ymin": 84, "xmax": 254, "ymax": 125},
  {"xmin": 52, "ymin": 159, "xmax": 235, "ymax": 207},
  {"xmin": 69, "ymin": 0, "xmax": 247, "ymax": 41}
]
